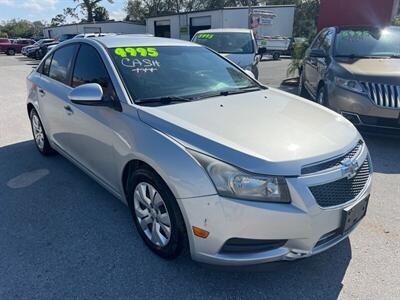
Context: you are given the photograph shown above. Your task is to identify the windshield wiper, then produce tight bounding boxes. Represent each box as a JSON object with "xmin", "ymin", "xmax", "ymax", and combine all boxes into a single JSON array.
[
  {"xmin": 388, "ymin": 55, "xmax": 400, "ymax": 58},
  {"xmin": 135, "ymin": 96, "xmax": 192, "ymax": 106}
]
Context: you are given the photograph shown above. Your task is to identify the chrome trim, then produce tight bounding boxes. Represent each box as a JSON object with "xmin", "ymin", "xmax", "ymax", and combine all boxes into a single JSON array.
[{"xmin": 362, "ymin": 81, "xmax": 400, "ymax": 109}]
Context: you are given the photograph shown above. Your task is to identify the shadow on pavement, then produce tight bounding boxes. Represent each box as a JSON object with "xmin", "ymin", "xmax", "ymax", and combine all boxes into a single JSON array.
[
  {"xmin": 363, "ymin": 134, "xmax": 400, "ymax": 174},
  {"xmin": 0, "ymin": 140, "xmax": 352, "ymax": 299}
]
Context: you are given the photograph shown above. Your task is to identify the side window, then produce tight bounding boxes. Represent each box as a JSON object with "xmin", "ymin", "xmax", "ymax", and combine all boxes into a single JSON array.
[
  {"xmin": 42, "ymin": 54, "xmax": 52, "ymax": 76},
  {"xmin": 311, "ymin": 31, "xmax": 327, "ymax": 49},
  {"xmin": 321, "ymin": 30, "xmax": 335, "ymax": 52},
  {"xmin": 72, "ymin": 44, "xmax": 115, "ymax": 97},
  {"xmin": 48, "ymin": 44, "xmax": 77, "ymax": 85}
]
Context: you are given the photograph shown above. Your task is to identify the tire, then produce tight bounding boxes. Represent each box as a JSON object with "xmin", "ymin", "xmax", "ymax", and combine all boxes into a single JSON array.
[
  {"xmin": 316, "ymin": 85, "xmax": 328, "ymax": 107},
  {"xmin": 126, "ymin": 167, "xmax": 188, "ymax": 259},
  {"xmin": 29, "ymin": 109, "xmax": 55, "ymax": 156},
  {"xmin": 35, "ymin": 50, "xmax": 41, "ymax": 60},
  {"xmin": 272, "ymin": 52, "xmax": 280, "ymax": 60},
  {"xmin": 6, "ymin": 48, "xmax": 16, "ymax": 56},
  {"xmin": 298, "ymin": 71, "xmax": 310, "ymax": 99}
]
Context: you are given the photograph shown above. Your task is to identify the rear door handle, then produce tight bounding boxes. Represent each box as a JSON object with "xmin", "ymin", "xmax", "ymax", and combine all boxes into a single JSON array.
[{"xmin": 64, "ymin": 105, "xmax": 73, "ymax": 115}]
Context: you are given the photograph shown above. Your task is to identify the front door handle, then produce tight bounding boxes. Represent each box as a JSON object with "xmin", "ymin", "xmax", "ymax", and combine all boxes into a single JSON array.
[
  {"xmin": 64, "ymin": 105, "xmax": 73, "ymax": 115},
  {"xmin": 38, "ymin": 89, "xmax": 45, "ymax": 96}
]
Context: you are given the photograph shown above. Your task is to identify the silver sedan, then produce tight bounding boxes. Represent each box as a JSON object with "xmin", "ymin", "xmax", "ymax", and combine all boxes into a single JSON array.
[{"xmin": 27, "ymin": 35, "xmax": 372, "ymax": 266}]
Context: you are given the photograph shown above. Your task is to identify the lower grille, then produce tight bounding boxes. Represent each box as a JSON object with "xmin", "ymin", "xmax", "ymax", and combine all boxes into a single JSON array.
[
  {"xmin": 220, "ymin": 238, "xmax": 287, "ymax": 254},
  {"xmin": 309, "ymin": 159, "xmax": 370, "ymax": 207}
]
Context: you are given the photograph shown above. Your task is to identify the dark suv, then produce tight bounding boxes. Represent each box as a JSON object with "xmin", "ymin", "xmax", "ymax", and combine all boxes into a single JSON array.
[{"xmin": 300, "ymin": 26, "xmax": 400, "ymax": 134}]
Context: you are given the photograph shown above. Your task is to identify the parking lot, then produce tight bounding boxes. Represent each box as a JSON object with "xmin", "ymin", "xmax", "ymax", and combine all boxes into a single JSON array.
[{"xmin": 0, "ymin": 54, "xmax": 399, "ymax": 299}]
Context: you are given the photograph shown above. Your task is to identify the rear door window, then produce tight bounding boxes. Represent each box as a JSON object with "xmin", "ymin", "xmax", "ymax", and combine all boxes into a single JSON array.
[{"xmin": 48, "ymin": 44, "xmax": 77, "ymax": 85}]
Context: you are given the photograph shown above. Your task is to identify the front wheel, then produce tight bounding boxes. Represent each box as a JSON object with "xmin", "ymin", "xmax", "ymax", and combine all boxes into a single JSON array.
[
  {"xmin": 127, "ymin": 167, "xmax": 188, "ymax": 259},
  {"xmin": 317, "ymin": 85, "xmax": 328, "ymax": 107}
]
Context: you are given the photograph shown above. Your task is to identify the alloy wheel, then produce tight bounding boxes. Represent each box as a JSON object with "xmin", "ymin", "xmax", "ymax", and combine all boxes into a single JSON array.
[
  {"xmin": 32, "ymin": 114, "xmax": 45, "ymax": 150},
  {"xmin": 133, "ymin": 182, "xmax": 172, "ymax": 247}
]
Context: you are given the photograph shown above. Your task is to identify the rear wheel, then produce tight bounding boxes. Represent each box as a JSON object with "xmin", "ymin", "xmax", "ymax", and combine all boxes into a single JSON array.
[
  {"xmin": 6, "ymin": 48, "xmax": 16, "ymax": 56},
  {"xmin": 272, "ymin": 52, "xmax": 280, "ymax": 60},
  {"xmin": 29, "ymin": 109, "xmax": 55, "ymax": 155},
  {"xmin": 127, "ymin": 167, "xmax": 187, "ymax": 259}
]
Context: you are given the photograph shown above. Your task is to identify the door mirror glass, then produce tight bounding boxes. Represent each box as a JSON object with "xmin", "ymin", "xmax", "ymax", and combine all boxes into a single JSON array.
[
  {"xmin": 310, "ymin": 48, "xmax": 327, "ymax": 58},
  {"xmin": 68, "ymin": 83, "xmax": 103, "ymax": 104},
  {"xmin": 244, "ymin": 69, "xmax": 255, "ymax": 79}
]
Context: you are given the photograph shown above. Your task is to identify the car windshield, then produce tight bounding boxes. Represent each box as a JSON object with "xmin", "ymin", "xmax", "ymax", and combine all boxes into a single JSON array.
[
  {"xmin": 193, "ymin": 32, "xmax": 254, "ymax": 54},
  {"xmin": 110, "ymin": 46, "xmax": 259, "ymax": 103},
  {"xmin": 335, "ymin": 27, "xmax": 400, "ymax": 57}
]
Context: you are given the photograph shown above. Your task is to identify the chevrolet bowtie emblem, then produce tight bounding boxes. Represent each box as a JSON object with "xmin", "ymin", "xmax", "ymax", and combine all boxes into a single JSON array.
[{"xmin": 341, "ymin": 158, "xmax": 359, "ymax": 179}]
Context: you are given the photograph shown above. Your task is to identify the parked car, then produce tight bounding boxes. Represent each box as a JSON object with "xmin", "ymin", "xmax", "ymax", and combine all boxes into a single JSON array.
[
  {"xmin": 300, "ymin": 26, "xmax": 400, "ymax": 134},
  {"xmin": 27, "ymin": 35, "xmax": 372, "ymax": 266},
  {"xmin": 257, "ymin": 36, "xmax": 291, "ymax": 60},
  {"xmin": 34, "ymin": 41, "xmax": 59, "ymax": 60},
  {"xmin": 192, "ymin": 29, "xmax": 266, "ymax": 79},
  {"xmin": 0, "ymin": 38, "xmax": 34, "ymax": 55},
  {"xmin": 73, "ymin": 32, "xmax": 116, "ymax": 39},
  {"xmin": 58, "ymin": 34, "xmax": 77, "ymax": 42},
  {"xmin": 23, "ymin": 39, "xmax": 54, "ymax": 56}
]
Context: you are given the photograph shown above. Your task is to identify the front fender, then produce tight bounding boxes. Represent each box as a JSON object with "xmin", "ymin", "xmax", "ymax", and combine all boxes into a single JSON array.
[{"xmin": 114, "ymin": 105, "xmax": 217, "ymax": 202}]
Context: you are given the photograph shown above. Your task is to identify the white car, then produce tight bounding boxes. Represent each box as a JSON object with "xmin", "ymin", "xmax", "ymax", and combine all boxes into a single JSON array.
[
  {"xmin": 192, "ymin": 29, "xmax": 266, "ymax": 79},
  {"xmin": 27, "ymin": 35, "xmax": 372, "ymax": 266}
]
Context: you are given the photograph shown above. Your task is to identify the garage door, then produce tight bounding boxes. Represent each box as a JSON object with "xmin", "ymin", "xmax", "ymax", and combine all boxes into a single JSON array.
[
  {"xmin": 155, "ymin": 20, "xmax": 171, "ymax": 38},
  {"xmin": 190, "ymin": 16, "xmax": 211, "ymax": 39}
]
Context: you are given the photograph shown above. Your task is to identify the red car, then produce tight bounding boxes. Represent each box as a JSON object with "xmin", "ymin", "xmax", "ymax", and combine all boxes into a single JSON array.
[{"xmin": 0, "ymin": 38, "xmax": 35, "ymax": 55}]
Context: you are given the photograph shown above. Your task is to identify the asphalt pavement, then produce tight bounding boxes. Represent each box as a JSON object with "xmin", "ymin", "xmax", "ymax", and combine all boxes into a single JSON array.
[{"xmin": 0, "ymin": 55, "xmax": 399, "ymax": 299}]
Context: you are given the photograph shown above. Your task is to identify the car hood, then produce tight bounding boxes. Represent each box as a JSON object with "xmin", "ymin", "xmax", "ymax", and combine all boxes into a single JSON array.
[
  {"xmin": 221, "ymin": 53, "xmax": 254, "ymax": 68},
  {"xmin": 138, "ymin": 88, "xmax": 360, "ymax": 176},
  {"xmin": 337, "ymin": 58, "xmax": 400, "ymax": 77}
]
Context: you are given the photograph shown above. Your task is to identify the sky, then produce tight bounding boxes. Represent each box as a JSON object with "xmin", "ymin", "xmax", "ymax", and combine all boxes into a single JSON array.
[{"xmin": 0, "ymin": 0, "xmax": 127, "ymax": 23}]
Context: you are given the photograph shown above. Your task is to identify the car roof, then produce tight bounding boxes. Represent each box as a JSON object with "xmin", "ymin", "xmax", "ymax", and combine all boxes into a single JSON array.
[
  {"xmin": 195, "ymin": 28, "xmax": 252, "ymax": 34},
  {"xmin": 93, "ymin": 34, "xmax": 199, "ymax": 48}
]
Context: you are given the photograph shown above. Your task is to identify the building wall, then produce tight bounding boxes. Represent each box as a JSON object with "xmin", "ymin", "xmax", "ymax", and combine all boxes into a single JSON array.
[
  {"xmin": 319, "ymin": 0, "xmax": 400, "ymax": 30},
  {"xmin": 44, "ymin": 22, "xmax": 146, "ymax": 38},
  {"xmin": 146, "ymin": 6, "xmax": 295, "ymax": 41}
]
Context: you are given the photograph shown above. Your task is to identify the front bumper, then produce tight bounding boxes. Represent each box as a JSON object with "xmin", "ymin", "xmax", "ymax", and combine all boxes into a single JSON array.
[
  {"xmin": 178, "ymin": 143, "xmax": 372, "ymax": 266},
  {"xmin": 328, "ymin": 87, "xmax": 400, "ymax": 132}
]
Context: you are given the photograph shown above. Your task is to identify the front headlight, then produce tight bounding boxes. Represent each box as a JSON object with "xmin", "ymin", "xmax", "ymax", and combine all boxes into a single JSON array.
[
  {"xmin": 189, "ymin": 150, "xmax": 291, "ymax": 203},
  {"xmin": 335, "ymin": 77, "xmax": 364, "ymax": 94}
]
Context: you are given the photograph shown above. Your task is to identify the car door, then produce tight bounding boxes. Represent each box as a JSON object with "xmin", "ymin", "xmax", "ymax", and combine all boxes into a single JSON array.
[
  {"xmin": 36, "ymin": 44, "xmax": 78, "ymax": 150},
  {"xmin": 58, "ymin": 43, "xmax": 121, "ymax": 190},
  {"xmin": 303, "ymin": 30, "xmax": 327, "ymax": 96}
]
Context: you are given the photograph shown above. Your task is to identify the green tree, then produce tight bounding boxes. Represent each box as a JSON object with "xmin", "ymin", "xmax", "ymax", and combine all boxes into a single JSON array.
[
  {"xmin": 125, "ymin": 0, "xmax": 146, "ymax": 22},
  {"xmin": 63, "ymin": 0, "xmax": 114, "ymax": 23},
  {"xmin": 93, "ymin": 6, "xmax": 110, "ymax": 21},
  {"xmin": 51, "ymin": 14, "xmax": 67, "ymax": 26}
]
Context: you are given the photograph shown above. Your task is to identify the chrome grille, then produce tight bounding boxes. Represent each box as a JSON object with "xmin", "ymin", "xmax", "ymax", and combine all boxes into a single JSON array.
[
  {"xmin": 362, "ymin": 82, "xmax": 400, "ymax": 109},
  {"xmin": 301, "ymin": 140, "xmax": 363, "ymax": 175},
  {"xmin": 309, "ymin": 159, "xmax": 371, "ymax": 207}
]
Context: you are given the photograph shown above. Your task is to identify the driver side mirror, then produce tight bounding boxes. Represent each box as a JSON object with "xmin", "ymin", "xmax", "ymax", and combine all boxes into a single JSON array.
[
  {"xmin": 310, "ymin": 48, "xmax": 327, "ymax": 58},
  {"xmin": 68, "ymin": 83, "xmax": 104, "ymax": 105},
  {"xmin": 258, "ymin": 47, "xmax": 267, "ymax": 55}
]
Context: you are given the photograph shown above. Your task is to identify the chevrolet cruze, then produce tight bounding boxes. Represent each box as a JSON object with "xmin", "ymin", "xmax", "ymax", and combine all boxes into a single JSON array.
[{"xmin": 27, "ymin": 35, "xmax": 372, "ymax": 266}]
